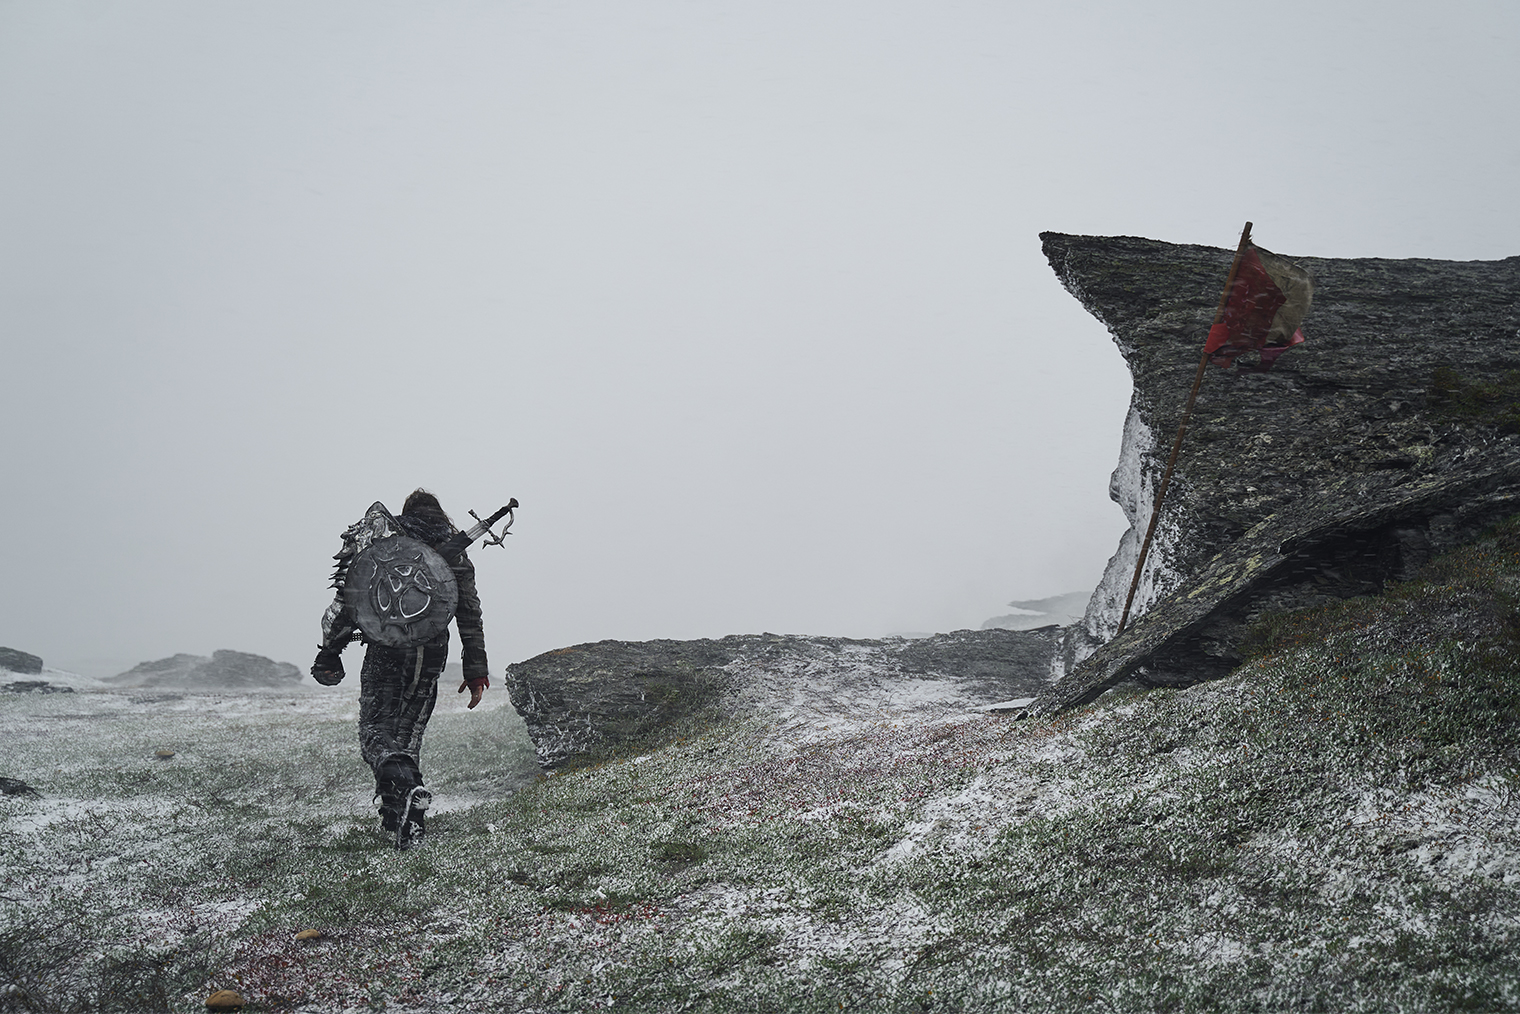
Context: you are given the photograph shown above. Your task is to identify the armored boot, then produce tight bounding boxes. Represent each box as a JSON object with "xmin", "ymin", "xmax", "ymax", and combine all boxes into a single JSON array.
[
  {"xmin": 376, "ymin": 788, "xmax": 403, "ymax": 833},
  {"xmin": 373, "ymin": 755, "xmax": 422, "ymax": 841},
  {"xmin": 396, "ymin": 786, "xmax": 431, "ymax": 850}
]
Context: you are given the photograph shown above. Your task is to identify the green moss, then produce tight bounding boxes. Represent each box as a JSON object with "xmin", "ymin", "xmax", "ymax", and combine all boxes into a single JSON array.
[
  {"xmin": 1428, "ymin": 365, "xmax": 1520, "ymax": 434},
  {"xmin": 1244, "ymin": 512, "xmax": 1520, "ymax": 667}
]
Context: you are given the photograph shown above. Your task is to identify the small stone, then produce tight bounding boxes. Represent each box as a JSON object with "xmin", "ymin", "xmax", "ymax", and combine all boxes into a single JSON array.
[
  {"xmin": 204, "ymin": 990, "xmax": 246, "ymax": 1010},
  {"xmin": 0, "ymin": 777, "xmax": 41, "ymax": 798},
  {"xmin": 294, "ymin": 928, "xmax": 321, "ymax": 941},
  {"xmin": 154, "ymin": 749, "xmax": 176, "ymax": 760}
]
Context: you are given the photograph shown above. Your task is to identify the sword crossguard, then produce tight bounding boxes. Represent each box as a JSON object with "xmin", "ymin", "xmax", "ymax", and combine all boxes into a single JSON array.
[{"xmin": 469, "ymin": 498, "xmax": 517, "ymax": 549}]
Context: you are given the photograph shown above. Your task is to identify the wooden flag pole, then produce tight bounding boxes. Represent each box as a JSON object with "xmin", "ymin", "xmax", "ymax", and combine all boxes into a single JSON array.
[{"xmin": 1115, "ymin": 221, "xmax": 1253, "ymax": 636}]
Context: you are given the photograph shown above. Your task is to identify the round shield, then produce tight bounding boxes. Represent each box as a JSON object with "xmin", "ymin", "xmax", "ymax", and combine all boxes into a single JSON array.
[{"xmin": 343, "ymin": 535, "xmax": 459, "ymax": 648}]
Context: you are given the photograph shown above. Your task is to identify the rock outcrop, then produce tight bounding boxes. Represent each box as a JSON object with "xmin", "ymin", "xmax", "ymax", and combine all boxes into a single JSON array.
[
  {"xmin": 106, "ymin": 650, "xmax": 302, "ymax": 690},
  {"xmin": 4, "ymin": 681, "xmax": 73, "ymax": 694},
  {"xmin": 0, "ymin": 647, "xmax": 43, "ymax": 674},
  {"xmin": 506, "ymin": 628, "xmax": 1061, "ymax": 768},
  {"xmin": 506, "ymin": 235, "xmax": 1520, "ymax": 758},
  {"xmin": 1036, "ymin": 233, "xmax": 1520, "ymax": 712}
]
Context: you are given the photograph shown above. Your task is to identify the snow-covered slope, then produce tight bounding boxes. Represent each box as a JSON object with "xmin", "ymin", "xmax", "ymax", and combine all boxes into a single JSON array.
[{"xmin": 4, "ymin": 518, "xmax": 1519, "ymax": 1012}]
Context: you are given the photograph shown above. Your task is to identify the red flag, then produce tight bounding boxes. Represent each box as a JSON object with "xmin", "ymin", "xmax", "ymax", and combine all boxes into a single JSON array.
[{"xmin": 1203, "ymin": 245, "xmax": 1313, "ymax": 369}]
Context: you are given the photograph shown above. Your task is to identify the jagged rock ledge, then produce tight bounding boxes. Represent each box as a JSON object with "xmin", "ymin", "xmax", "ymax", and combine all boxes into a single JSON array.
[
  {"xmin": 1037, "ymin": 233, "xmax": 1520, "ymax": 713},
  {"xmin": 505, "ymin": 628, "xmax": 1061, "ymax": 769}
]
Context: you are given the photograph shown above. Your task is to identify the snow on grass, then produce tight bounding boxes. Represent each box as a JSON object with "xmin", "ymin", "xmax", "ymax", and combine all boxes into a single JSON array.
[
  {"xmin": 717, "ymin": 648, "xmax": 994, "ymax": 750},
  {"xmin": 5, "ymin": 520, "xmax": 1520, "ymax": 1012}
]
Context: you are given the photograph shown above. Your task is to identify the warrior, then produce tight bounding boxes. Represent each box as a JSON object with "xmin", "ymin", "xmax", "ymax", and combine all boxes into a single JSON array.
[{"xmin": 311, "ymin": 489, "xmax": 511, "ymax": 849}]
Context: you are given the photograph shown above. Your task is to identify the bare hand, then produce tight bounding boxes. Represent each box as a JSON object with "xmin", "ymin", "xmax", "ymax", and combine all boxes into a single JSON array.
[{"xmin": 458, "ymin": 680, "xmax": 485, "ymax": 710}]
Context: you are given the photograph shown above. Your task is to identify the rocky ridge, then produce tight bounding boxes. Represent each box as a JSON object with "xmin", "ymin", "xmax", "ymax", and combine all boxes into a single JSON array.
[
  {"xmin": 106, "ymin": 650, "xmax": 303, "ymax": 690},
  {"xmin": 504, "ymin": 628, "xmax": 1060, "ymax": 768}
]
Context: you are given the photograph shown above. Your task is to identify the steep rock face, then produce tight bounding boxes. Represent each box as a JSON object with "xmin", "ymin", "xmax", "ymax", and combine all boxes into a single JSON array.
[
  {"xmin": 107, "ymin": 650, "xmax": 302, "ymax": 690},
  {"xmin": 1038, "ymin": 233, "xmax": 1520, "ymax": 711},
  {"xmin": 506, "ymin": 628, "xmax": 1061, "ymax": 769}
]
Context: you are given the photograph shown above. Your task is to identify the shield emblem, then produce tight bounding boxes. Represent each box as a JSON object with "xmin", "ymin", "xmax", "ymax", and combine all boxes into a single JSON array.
[{"xmin": 343, "ymin": 535, "xmax": 459, "ymax": 648}]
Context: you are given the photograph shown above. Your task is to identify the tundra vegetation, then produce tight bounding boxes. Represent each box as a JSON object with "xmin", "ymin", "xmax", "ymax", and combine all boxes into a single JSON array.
[{"xmin": 3, "ymin": 518, "xmax": 1519, "ymax": 1013}]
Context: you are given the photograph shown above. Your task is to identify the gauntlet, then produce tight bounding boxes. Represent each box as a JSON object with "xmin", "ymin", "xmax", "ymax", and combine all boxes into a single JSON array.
[{"xmin": 311, "ymin": 646, "xmax": 346, "ymax": 686}]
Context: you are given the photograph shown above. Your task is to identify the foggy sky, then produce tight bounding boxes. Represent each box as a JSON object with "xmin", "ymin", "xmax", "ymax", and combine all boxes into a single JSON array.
[{"xmin": 2, "ymin": 2, "xmax": 1517, "ymax": 677}]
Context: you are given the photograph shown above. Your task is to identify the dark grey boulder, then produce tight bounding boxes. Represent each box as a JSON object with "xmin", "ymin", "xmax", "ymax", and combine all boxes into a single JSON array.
[
  {"xmin": 0, "ymin": 647, "xmax": 43, "ymax": 674},
  {"xmin": 4, "ymin": 681, "xmax": 73, "ymax": 694},
  {"xmin": 506, "ymin": 628, "xmax": 1062, "ymax": 769},
  {"xmin": 107, "ymin": 650, "xmax": 302, "ymax": 689},
  {"xmin": 1036, "ymin": 233, "xmax": 1520, "ymax": 713},
  {"xmin": 0, "ymin": 777, "xmax": 41, "ymax": 797}
]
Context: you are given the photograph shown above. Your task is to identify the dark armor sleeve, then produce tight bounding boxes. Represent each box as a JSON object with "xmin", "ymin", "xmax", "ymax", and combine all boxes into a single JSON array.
[
  {"xmin": 450, "ymin": 550, "xmax": 489, "ymax": 684},
  {"xmin": 320, "ymin": 603, "xmax": 360, "ymax": 653}
]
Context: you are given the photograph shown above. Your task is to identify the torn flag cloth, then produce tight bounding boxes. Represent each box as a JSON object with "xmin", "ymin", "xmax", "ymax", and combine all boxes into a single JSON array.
[{"xmin": 1204, "ymin": 245, "xmax": 1313, "ymax": 369}]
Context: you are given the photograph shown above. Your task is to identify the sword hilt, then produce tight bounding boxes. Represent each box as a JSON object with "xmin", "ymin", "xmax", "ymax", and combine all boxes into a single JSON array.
[
  {"xmin": 437, "ymin": 499, "xmax": 518, "ymax": 560},
  {"xmin": 468, "ymin": 499, "xmax": 517, "ymax": 548}
]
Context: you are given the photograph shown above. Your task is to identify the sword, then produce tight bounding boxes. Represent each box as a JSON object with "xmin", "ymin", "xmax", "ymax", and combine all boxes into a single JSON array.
[{"xmin": 437, "ymin": 499, "xmax": 517, "ymax": 561}]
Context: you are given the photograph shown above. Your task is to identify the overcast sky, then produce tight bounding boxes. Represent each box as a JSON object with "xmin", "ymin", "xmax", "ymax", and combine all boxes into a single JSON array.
[{"xmin": 2, "ymin": 1, "xmax": 1517, "ymax": 677}]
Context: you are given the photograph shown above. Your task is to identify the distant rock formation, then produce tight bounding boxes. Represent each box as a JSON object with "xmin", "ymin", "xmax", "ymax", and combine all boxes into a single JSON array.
[
  {"xmin": 106, "ymin": 650, "xmax": 302, "ymax": 690},
  {"xmin": 982, "ymin": 592, "xmax": 1090, "ymax": 631},
  {"xmin": 1036, "ymin": 233, "xmax": 1520, "ymax": 712},
  {"xmin": 4, "ymin": 681, "xmax": 73, "ymax": 694},
  {"xmin": 506, "ymin": 628, "xmax": 1062, "ymax": 769},
  {"xmin": 0, "ymin": 647, "xmax": 43, "ymax": 674}
]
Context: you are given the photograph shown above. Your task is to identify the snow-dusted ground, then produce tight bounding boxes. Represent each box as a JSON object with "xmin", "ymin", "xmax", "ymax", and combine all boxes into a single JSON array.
[
  {"xmin": 720, "ymin": 648, "xmax": 1016, "ymax": 749},
  {"xmin": 0, "ymin": 670, "xmax": 533, "ymax": 817},
  {"xmin": 4, "ymin": 526, "xmax": 1520, "ymax": 1014}
]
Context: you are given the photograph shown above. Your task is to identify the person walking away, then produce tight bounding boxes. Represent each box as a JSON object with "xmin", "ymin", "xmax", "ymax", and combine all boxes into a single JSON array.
[{"xmin": 310, "ymin": 489, "xmax": 490, "ymax": 848}]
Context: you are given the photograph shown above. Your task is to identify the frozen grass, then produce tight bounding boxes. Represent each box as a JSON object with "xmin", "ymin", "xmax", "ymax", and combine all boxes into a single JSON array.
[
  {"xmin": 0, "ymin": 688, "xmax": 539, "ymax": 1013},
  {"xmin": 4, "ymin": 519, "xmax": 1520, "ymax": 1012}
]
